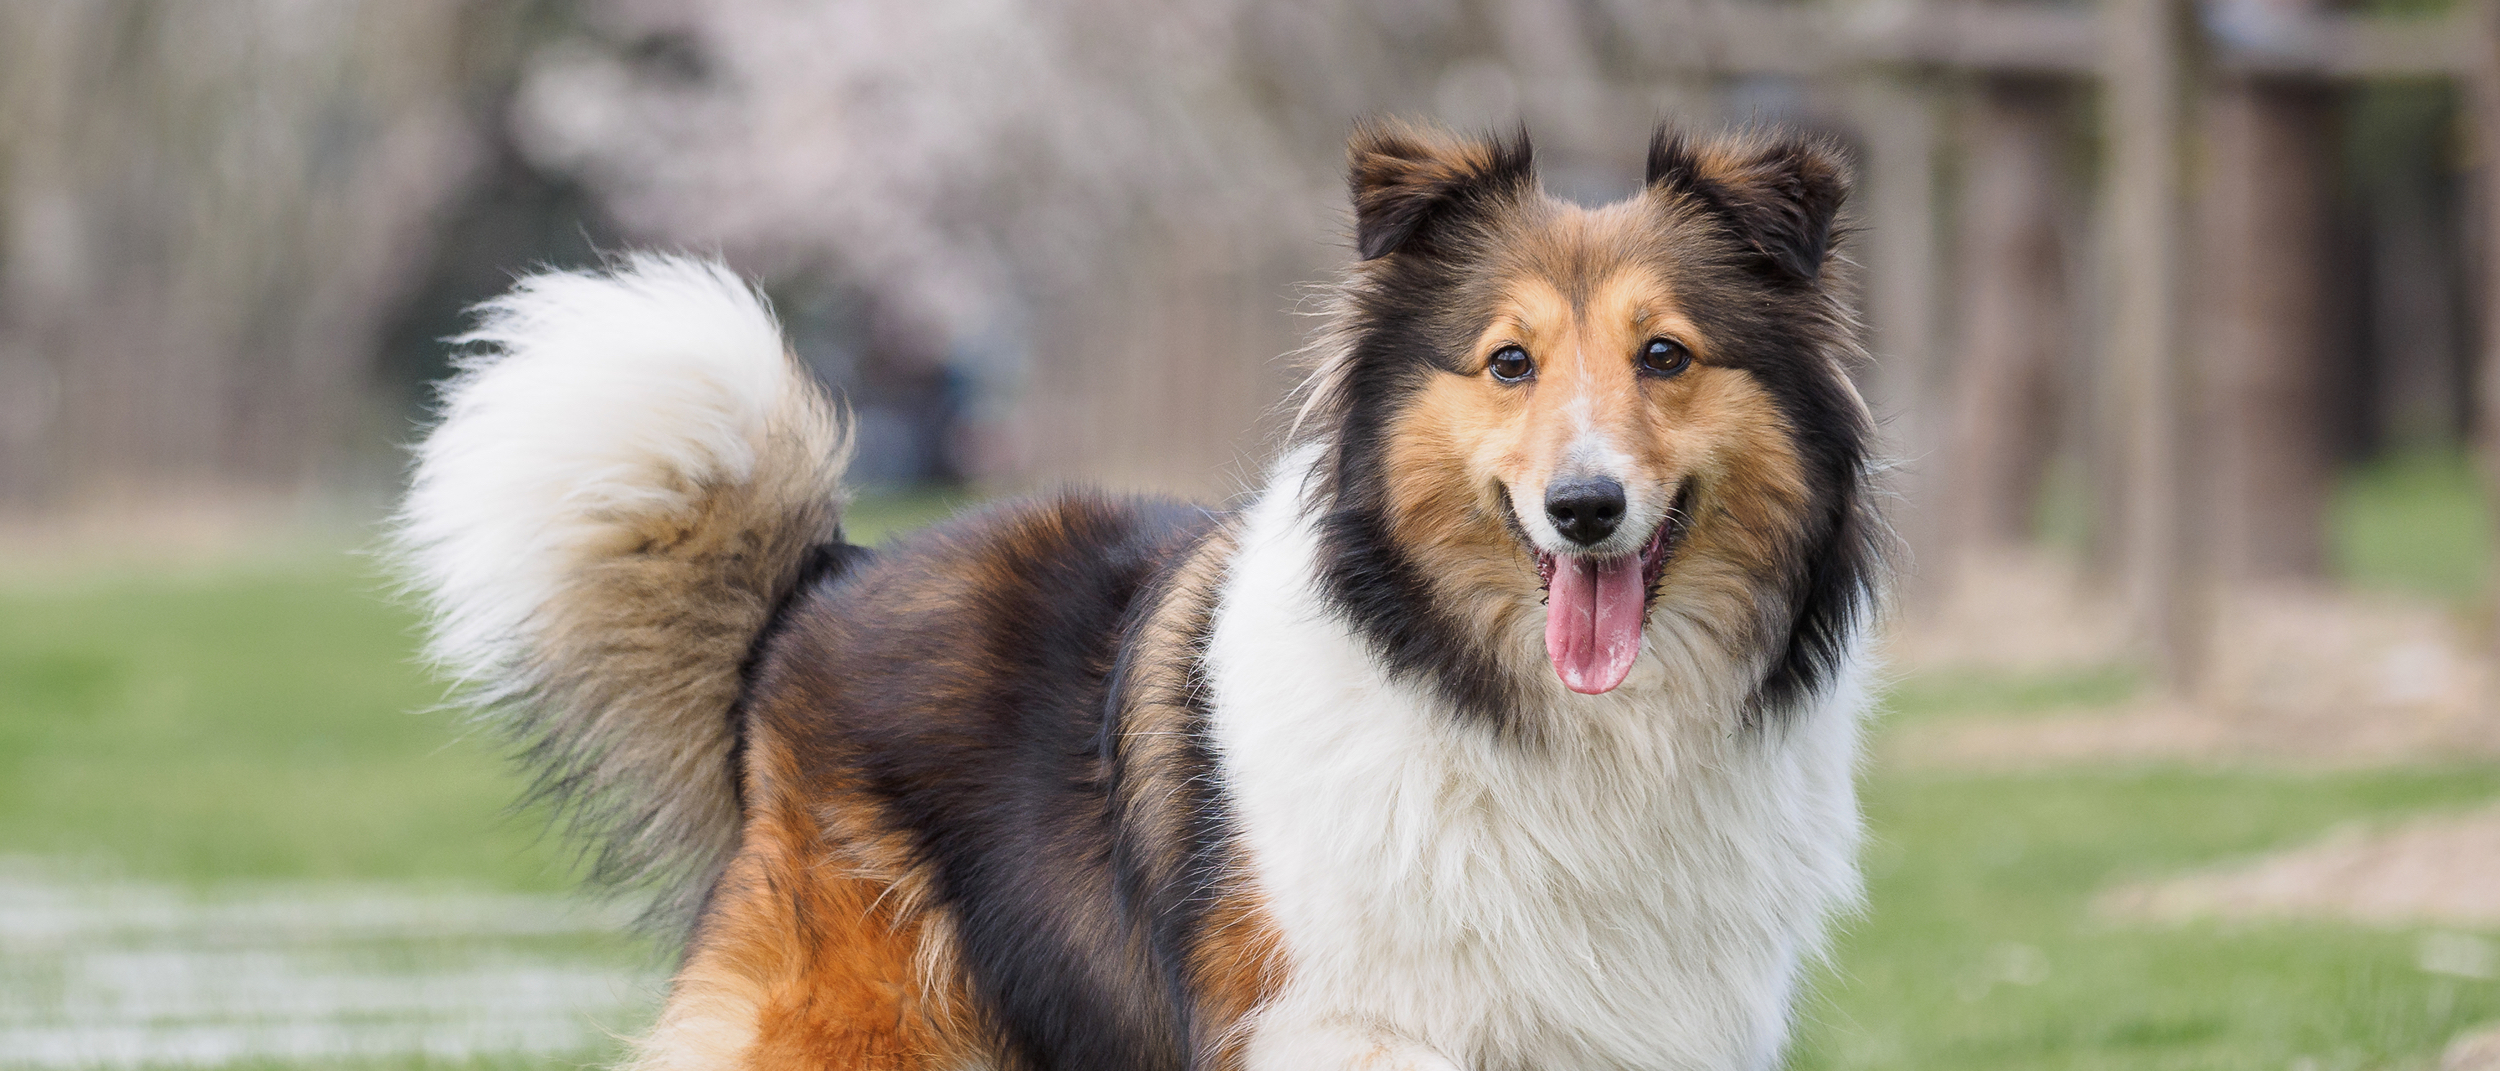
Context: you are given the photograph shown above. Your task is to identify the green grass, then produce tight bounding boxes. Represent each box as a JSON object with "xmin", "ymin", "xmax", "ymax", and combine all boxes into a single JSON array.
[
  {"xmin": 1802, "ymin": 656, "xmax": 2500, "ymax": 1068},
  {"xmin": 842, "ymin": 486, "xmax": 980, "ymax": 545},
  {"xmin": 4, "ymin": 487, "xmax": 2497, "ymax": 1068},
  {"xmin": 1879, "ymin": 664, "xmax": 2145, "ymax": 726},
  {"xmin": 1793, "ymin": 766, "xmax": 2500, "ymax": 1071},
  {"xmin": 0, "ymin": 491, "xmax": 978, "ymax": 1071},
  {"xmin": 0, "ymin": 490, "xmax": 973, "ymax": 889},
  {"xmin": 0, "ymin": 557, "xmax": 554, "ymax": 889},
  {"xmin": 2330, "ymin": 448, "xmax": 2492, "ymax": 604}
]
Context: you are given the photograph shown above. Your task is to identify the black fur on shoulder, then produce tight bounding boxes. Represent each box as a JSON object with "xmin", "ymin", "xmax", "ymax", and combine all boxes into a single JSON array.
[
  {"xmin": 753, "ymin": 495, "xmax": 1217, "ymax": 1070},
  {"xmin": 723, "ymin": 538, "xmax": 877, "ymax": 814},
  {"xmin": 1099, "ymin": 529, "xmax": 1242, "ymax": 1057}
]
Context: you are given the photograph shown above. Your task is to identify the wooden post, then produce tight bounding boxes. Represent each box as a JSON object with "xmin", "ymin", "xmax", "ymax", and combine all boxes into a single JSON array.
[
  {"xmin": 2199, "ymin": 7, "xmax": 2338, "ymax": 581},
  {"xmin": 1946, "ymin": 78, "xmax": 2076, "ymax": 551},
  {"xmin": 2099, "ymin": 0, "xmax": 2204, "ymax": 687}
]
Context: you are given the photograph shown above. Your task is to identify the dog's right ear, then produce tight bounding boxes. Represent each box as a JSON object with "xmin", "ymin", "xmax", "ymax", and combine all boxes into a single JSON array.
[
  {"xmin": 1645, "ymin": 126, "xmax": 1849, "ymax": 286},
  {"xmin": 1349, "ymin": 122, "xmax": 1535, "ymax": 261}
]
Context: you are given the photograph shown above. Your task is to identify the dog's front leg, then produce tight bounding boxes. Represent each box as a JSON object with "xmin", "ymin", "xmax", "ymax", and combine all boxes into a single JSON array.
[{"xmin": 1236, "ymin": 1011, "xmax": 1465, "ymax": 1071}]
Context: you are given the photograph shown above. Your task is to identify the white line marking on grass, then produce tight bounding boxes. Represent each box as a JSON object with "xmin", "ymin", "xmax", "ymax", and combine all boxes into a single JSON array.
[{"xmin": 0, "ymin": 860, "xmax": 664, "ymax": 1069}]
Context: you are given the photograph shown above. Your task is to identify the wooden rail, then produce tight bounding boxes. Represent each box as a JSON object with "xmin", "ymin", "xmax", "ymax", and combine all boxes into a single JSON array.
[{"xmin": 1628, "ymin": 1, "xmax": 2467, "ymax": 79}]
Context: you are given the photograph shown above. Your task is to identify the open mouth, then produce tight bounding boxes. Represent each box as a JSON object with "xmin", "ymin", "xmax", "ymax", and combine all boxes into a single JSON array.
[{"xmin": 1533, "ymin": 484, "xmax": 1693, "ymax": 695}]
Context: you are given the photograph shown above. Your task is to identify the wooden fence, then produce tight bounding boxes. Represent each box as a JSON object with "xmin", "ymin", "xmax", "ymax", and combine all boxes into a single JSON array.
[{"xmin": 1656, "ymin": 0, "xmax": 2497, "ymax": 686}]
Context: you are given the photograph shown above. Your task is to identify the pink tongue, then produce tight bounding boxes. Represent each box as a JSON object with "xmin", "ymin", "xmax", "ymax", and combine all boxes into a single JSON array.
[{"xmin": 1544, "ymin": 554, "xmax": 1647, "ymax": 694}]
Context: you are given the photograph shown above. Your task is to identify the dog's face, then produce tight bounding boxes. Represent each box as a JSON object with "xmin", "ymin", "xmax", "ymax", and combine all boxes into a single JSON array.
[{"xmin": 1307, "ymin": 123, "xmax": 1877, "ymax": 725}]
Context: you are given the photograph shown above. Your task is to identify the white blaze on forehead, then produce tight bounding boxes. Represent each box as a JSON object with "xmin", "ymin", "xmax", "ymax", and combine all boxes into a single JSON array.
[
  {"xmin": 1556, "ymin": 333, "xmax": 1644, "ymax": 476},
  {"xmin": 1565, "ymin": 340, "xmax": 1596, "ymax": 434},
  {"xmin": 1557, "ymin": 342, "xmax": 1622, "ymax": 475},
  {"xmin": 1563, "ymin": 431, "xmax": 1633, "ymax": 479}
]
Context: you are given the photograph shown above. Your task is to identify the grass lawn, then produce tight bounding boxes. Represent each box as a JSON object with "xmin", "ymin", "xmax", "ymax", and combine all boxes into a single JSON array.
[
  {"xmin": 3, "ymin": 482, "xmax": 2496, "ymax": 1068},
  {"xmin": 1806, "ymin": 641, "xmax": 2500, "ymax": 1070},
  {"xmin": 0, "ymin": 490, "xmax": 972, "ymax": 892},
  {"xmin": 2329, "ymin": 448, "xmax": 2491, "ymax": 605},
  {"xmin": 0, "ymin": 492, "xmax": 971, "ymax": 1070},
  {"xmin": 1793, "ymin": 764, "xmax": 2500, "ymax": 1071}
]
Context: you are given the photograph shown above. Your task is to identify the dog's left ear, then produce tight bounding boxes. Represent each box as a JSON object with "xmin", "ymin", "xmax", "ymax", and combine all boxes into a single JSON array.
[
  {"xmin": 1646, "ymin": 127, "xmax": 1849, "ymax": 285},
  {"xmin": 1349, "ymin": 121, "xmax": 1536, "ymax": 261}
]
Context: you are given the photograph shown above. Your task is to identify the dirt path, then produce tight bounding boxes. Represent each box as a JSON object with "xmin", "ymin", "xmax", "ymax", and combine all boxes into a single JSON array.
[
  {"xmin": 1894, "ymin": 554, "xmax": 2500, "ymax": 952},
  {"xmin": 1885, "ymin": 552, "xmax": 2500, "ymax": 769},
  {"xmin": 2096, "ymin": 804, "xmax": 2500, "ymax": 930}
]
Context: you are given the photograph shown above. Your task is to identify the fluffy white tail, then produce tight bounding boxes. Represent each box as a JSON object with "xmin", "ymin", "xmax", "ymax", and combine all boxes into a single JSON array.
[{"xmin": 393, "ymin": 254, "xmax": 849, "ymax": 921}]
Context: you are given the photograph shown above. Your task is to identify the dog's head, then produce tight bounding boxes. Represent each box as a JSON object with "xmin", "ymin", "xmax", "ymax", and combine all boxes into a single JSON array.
[{"xmin": 1301, "ymin": 121, "xmax": 1881, "ymax": 730}]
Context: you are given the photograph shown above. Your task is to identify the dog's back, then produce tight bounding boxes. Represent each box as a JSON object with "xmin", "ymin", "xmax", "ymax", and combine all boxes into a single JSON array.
[{"xmin": 673, "ymin": 494, "xmax": 1224, "ymax": 1067}]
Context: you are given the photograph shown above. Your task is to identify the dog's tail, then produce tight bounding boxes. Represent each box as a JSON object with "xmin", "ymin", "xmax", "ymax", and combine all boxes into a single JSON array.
[{"xmin": 392, "ymin": 254, "xmax": 849, "ymax": 922}]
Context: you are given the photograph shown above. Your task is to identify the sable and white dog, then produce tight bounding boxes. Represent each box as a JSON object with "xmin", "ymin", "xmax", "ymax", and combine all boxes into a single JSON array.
[{"xmin": 395, "ymin": 121, "xmax": 1886, "ymax": 1071}]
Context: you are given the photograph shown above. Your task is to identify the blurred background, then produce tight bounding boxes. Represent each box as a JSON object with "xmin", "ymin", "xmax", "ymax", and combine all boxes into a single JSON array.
[{"xmin": 3, "ymin": 0, "xmax": 2498, "ymax": 1067}]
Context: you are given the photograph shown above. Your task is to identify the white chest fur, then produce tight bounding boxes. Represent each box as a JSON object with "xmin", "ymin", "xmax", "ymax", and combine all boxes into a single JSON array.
[{"xmin": 1203, "ymin": 472, "xmax": 1872, "ymax": 1071}]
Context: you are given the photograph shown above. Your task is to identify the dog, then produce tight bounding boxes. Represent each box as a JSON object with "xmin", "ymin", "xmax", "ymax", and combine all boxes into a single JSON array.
[{"xmin": 394, "ymin": 120, "xmax": 1884, "ymax": 1071}]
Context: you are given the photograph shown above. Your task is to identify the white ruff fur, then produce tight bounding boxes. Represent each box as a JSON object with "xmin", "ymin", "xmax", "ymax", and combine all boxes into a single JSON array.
[{"xmin": 1208, "ymin": 448, "xmax": 1873, "ymax": 1071}]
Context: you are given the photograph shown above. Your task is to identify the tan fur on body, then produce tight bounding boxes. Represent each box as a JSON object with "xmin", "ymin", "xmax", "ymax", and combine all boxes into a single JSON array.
[
  {"xmin": 632, "ymin": 743, "xmax": 977, "ymax": 1071},
  {"xmin": 1104, "ymin": 527, "xmax": 1286, "ymax": 1068}
]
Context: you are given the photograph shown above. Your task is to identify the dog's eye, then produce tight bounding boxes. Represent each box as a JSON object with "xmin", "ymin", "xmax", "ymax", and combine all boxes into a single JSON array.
[
  {"xmin": 1487, "ymin": 345, "xmax": 1534, "ymax": 383},
  {"xmin": 1639, "ymin": 337, "xmax": 1692, "ymax": 378}
]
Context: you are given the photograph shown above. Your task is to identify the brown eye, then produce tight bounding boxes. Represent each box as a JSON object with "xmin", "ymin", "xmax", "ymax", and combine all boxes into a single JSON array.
[
  {"xmin": 1488, "ymin": 345, "xmax": 1534, "ymax": 383},
  {"xmin": 1639, "ymin": 337, "xmax": 1692, "ymax": 378}
]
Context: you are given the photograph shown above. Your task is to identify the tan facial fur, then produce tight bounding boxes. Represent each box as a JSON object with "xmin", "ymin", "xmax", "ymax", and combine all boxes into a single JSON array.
[{"xmin": 1382, "ymin": 205, "xmax": 1815, "ymax": 666}]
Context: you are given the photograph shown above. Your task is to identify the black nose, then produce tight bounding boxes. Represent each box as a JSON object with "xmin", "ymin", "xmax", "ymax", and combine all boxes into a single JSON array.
[{"xmin": 1545, "ymin": 477, "xmax": 1626, "ymax": 546}]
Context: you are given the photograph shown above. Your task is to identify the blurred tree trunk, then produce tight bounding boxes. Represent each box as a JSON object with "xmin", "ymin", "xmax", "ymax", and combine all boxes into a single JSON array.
[
  {"xmin": 2358, "ymin": 88, "xmax": 2468, "ymax": 453},
  {"xmin": 1946, "ymin": 79, "xmax": 2076, "ymax": 551},
  {"xmin": 0, "ymin": 0, "xmax": 498, "ymax": 517},
  {"xmin": 2199, "ymin": 69, "xmax": 2336, "ymax": 581},
  {"xmin": 2098, "ymin": 0, "xmax": 2204, "ymax": 686}
]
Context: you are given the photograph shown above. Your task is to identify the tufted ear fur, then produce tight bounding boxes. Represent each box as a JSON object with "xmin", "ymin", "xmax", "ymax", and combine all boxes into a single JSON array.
[
  {"xmin": 1646, "ymin": 127, "xmax": 1850, "ymax": 285},
  {"xmin": 1348, "ymin": 121, "xmax": 1537, "ymax": 261}
]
